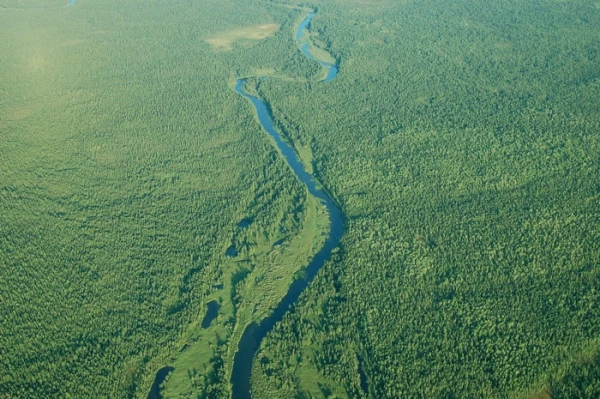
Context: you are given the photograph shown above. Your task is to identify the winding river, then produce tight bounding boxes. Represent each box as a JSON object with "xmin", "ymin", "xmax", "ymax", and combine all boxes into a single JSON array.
[
  {"xmin": 295, "ymin": 12, "xmax": 338, "ymax": 82},
  {"xmin": 230, "ymin": 10, "xmax": 342, "ymax": 399},
  {"xmin": 146, "ymin": 9, "xmax": 341, "ymax": 399},
  {"xmin": 11, "ymin": 0, "xmax": 337, "ymax": 397}
]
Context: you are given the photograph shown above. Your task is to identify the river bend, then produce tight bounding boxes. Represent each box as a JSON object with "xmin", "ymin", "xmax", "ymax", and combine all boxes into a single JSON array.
[{"xmin": 230, "ymin": 10, "xmax": 342, "ymax": 399}]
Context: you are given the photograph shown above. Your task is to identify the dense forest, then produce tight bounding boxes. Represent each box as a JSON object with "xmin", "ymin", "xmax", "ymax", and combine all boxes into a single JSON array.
[
  {"xmin": 1, "ymin": 0, "xmax": 323, "ymax": 397},
  {"xmin": 250, "ymin": 0, "xmax": 600, "ymax": 398},
  {"xmin": 1, "ymin": 0, "xmax": 599, "ymax": 398}
]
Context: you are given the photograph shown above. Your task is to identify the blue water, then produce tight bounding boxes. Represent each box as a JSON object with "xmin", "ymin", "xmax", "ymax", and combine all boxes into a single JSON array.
[
  {"xmin": 147, "ymin": 367, "xmax": 174, "ymax": 399},
  {"xmin": 225, "ymin": 245, "xmax": 238, "ymax": 258},
  {"xmin": 230, "ymin": 10, "xmax": 342, "ymax": 399},
  {"xmin": 234, "ymin": 81, "xmax": 342, "ymax": 214},
  {"xmin": 201, "ymin": 300, "xmax": 220, "ymax": 329},
  {"xmin": 147, "ymin": 9, "xmax": 341, "ymax": 399},
  {"xmin": 295, "ymin": 12, "xmax": 338, "ymax": 82},
  {"xmin": 68, "ymin": 0, "xmax": 77, "ymax": 6}
]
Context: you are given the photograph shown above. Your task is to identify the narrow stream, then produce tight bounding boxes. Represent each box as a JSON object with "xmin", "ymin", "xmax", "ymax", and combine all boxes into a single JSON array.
[
  {"xmin": 295, "ymin": 12, "xmax": 338, "ymax": 81},
  {"xmin": 230, "ymin": 10, "xmax": 342, "ymax": 399}
]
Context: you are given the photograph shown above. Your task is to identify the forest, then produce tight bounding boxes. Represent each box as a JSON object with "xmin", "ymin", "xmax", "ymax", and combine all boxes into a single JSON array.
[{"xmin": 1, "ymin": 0, "xmax": 599, "ymax": 398}]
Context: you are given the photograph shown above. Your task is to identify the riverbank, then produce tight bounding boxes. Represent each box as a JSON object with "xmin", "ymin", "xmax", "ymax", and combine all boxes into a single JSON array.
[{"xmin": 229, "ymin": 9, "xmax": 342, "ymax": 399}]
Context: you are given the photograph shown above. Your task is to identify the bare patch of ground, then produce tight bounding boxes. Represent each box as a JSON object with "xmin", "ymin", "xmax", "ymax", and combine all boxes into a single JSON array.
[
  {"xmin": 7, "ymin": 105, "xmax": 35, "ymax": 121},
  {"xmin": 205, "ymin": 23, "xmax": 280, "ymax": 51},
  {"xmin": 61, "ymin": 39, "xmax": 86, "ymax": 47}
]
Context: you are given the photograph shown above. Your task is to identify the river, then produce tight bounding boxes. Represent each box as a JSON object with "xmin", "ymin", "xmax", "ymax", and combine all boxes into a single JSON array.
[
  {"xmin": 230, "ymin": 9, "xmax": 342, "ymax": 399},
  {"xmin": 146, "ymin": 9, "xmax": 340, "ymax": 399}
]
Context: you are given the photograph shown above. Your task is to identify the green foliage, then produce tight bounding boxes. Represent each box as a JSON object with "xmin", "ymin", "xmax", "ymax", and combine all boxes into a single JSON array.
[
  {"xmin": 547, "ymin": 349, "xmax": 600, "ymax": 399},
  {"xmin": 0, "ymin": 0, "xmax": 321, "ymax": 397},
  {"xmin": 2, "ymin": 0, "xmax": 599, "ymax": 398},
  {"xmin": 250, "ymin": 0, "xmax": 600, "ymax": 398}
]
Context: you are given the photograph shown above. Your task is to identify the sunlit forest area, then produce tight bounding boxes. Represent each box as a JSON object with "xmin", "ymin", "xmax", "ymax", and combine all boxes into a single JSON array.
[
  {"xmin": 1, "ymin": 0, "xmax": 599, "ymax": 398},
  {"xmin": 251, "ymin": 0, "xmax": 600, "ymax": 398}
]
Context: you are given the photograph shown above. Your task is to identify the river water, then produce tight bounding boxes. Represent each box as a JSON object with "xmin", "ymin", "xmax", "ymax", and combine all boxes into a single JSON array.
[
  {"xmin": 296, "ymin": 12, "xmax": 338, "ymax": 82},
  {"xmin": 230, "ymin": 10, "xmax": 342, "ymax": 399},
  {"xmin": 146, "ymin": 9, "xmax": 340, "ymax": 399}
]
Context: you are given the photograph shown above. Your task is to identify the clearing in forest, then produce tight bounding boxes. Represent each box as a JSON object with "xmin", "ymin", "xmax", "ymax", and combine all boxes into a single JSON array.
[{"xmin": 205, "ymin": 23, "xmax": 280, "ymax": 51}]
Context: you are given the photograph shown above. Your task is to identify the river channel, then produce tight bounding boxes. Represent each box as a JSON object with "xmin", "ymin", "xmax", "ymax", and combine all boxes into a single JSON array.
[
  {"xmin": 146, "ymin": 9, "xmax": 341, "ymax": 399},
  {"xmin": 230, "ymin": 9, "xmax": 342, "ymax": 399}
]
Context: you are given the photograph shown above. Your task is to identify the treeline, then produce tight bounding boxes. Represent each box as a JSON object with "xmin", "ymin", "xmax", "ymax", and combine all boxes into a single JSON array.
[{"xmin": 250, "ymin": 0, "xmax": 600, "ymax": 398}]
